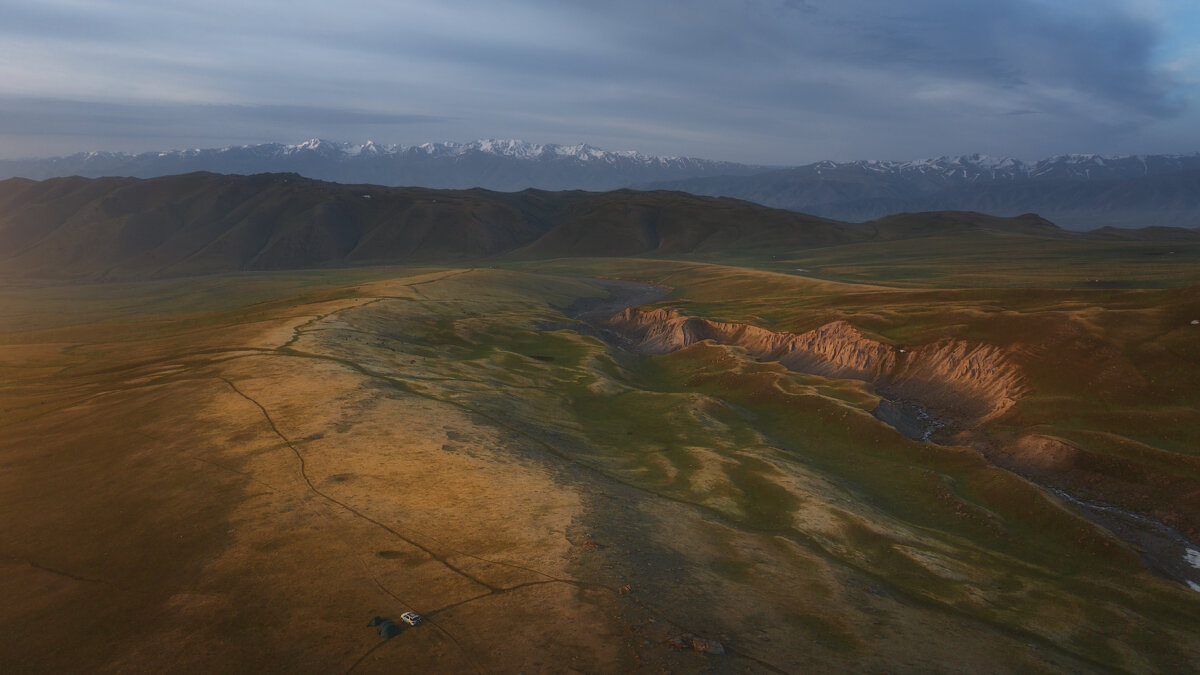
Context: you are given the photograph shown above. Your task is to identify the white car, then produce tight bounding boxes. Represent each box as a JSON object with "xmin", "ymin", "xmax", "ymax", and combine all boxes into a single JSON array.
[{"xmin": 400, "ymin": 611, "xmax": 424, "ymax": 626}]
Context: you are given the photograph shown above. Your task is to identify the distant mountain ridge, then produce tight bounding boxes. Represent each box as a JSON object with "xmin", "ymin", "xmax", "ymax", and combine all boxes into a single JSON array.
[
  {"xmin": 0, "ymin": 139, "xmax": 766, "ymax": 192},
  {"xmin": 642, "ymin": 153, "xmax": 1200, "ymax": 230},
  {"xmin": 801, "ymin": 153, "xmax": 1200, "ymax": 182}
]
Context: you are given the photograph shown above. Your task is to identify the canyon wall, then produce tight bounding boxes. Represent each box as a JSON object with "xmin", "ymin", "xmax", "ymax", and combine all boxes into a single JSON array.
[{"xmin": 605, "ymin": 308, "xmax": 1025, "ymax": 425}]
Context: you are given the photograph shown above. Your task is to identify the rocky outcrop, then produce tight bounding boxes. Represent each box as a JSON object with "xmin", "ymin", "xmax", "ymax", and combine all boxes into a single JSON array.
[{"xmin": 605, "ymin": 308, "xmax": 1025, "ymax": 426}]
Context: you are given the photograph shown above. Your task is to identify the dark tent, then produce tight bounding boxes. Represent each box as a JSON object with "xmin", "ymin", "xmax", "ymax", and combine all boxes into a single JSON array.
[{"xmin": 378, "ymin": 620, "xmax": 401, "ymax": 639}]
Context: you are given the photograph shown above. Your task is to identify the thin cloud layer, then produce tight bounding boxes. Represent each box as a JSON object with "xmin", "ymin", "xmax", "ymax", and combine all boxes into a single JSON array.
[{"xmin": 0, "ymin": 0, "xmax": 1193, "ymax": 162}]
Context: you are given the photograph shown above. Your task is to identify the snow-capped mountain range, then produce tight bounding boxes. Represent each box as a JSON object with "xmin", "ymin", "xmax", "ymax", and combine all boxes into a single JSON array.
[
  {"xmin": 253, "ymin": 138, "xmax": 714, "ymax": 164},
  {"xmin": 0, "ymin": 139, "xmax": 765, "ymax": 191},
  {"xmin": 2, "ymin": 140, "xmax": 1198, "ymax": 229},
  {"xmin": 6, "ymin": 139, "xmax": 1197, "ymax": 188}
]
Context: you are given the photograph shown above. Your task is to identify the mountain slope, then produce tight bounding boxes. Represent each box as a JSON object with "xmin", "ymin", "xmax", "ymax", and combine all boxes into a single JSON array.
[{"xmin": 0, "ymin": 173, "xmax": 857, "ymax": 279}]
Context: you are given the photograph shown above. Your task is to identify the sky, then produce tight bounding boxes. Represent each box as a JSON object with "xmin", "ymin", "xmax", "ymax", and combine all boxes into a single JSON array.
[{"xmin": 0, "ymin": 0, "xmax": 1198, "ymax": 164}]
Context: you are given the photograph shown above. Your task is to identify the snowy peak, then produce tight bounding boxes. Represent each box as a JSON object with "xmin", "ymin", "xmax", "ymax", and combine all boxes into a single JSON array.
[
  {"xmin": 469, "ymin": 139, "xmax": 546, "ymax": 159},
  {"xmin": 350, "ymin": 140, "xmax": 384, "ymax": 156},
  {"xmin": 284, "ymin": 138, "xmax": 348, "ymax": 156}
]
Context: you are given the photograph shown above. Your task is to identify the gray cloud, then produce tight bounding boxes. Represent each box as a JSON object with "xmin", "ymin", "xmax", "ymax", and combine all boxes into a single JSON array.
[
  {"xmin": 0, "ymin": 0, "xmax": 1193, "ymax": 163},
  {"xmin": 0, "ymin": 98, "xmax": 449, "ymax": 157}
]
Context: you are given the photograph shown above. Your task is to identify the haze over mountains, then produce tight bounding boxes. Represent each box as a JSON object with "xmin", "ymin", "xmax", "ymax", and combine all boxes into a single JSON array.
[
  {"xmin": 3, "ymin": 140, "xmax": 1199, "ymax": 231},
  {"xmin": 645, "ymin": 153, "xmax": 1200, "ymax": 230}
]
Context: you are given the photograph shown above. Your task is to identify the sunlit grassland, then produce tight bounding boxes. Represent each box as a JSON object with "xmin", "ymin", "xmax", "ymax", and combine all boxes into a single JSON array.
[{"xmin": 0, "ymin": 267, "xmax": 438, "ymax": 427}]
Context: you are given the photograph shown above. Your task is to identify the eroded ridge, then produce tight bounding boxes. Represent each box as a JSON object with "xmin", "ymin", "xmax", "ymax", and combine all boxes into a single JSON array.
[{"xmin": 605, "ymin": 308, "xmax": 1026, "ymax": 425}]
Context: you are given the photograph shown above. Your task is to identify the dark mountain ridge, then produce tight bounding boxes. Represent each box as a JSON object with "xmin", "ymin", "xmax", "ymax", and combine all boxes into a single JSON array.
[
  {"xmin": 0, "ymin": 173, "xmax": 853, "ymax": 279},
  {"xmin": 2, "ymin": 173, "xmax": 1194, "ymax": 281}
]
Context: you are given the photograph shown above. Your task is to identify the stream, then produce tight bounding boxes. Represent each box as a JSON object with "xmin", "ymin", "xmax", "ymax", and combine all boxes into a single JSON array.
[
  {"xmin": 876, "ymin": 397, "xmax": 1200, "ymax": 593},
  {"xmin": 1043, "ymin": 484, "xmax": 1200, "ymax": 592},
  {"xmin": 870, "ymin": 399, "xmax": 945, "ymax": 443}
]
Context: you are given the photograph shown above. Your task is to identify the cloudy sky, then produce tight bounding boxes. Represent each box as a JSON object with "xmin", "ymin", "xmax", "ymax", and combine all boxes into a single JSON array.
[{"xmin": 1, "ymin": 0, "xmax": 1197, "ymax": 163}]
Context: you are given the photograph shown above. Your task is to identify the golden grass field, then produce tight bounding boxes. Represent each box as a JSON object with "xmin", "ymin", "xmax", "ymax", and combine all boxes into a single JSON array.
[{"xmin": 2, "ymin": 257, "xmax": 1199, "ymax": 673}]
